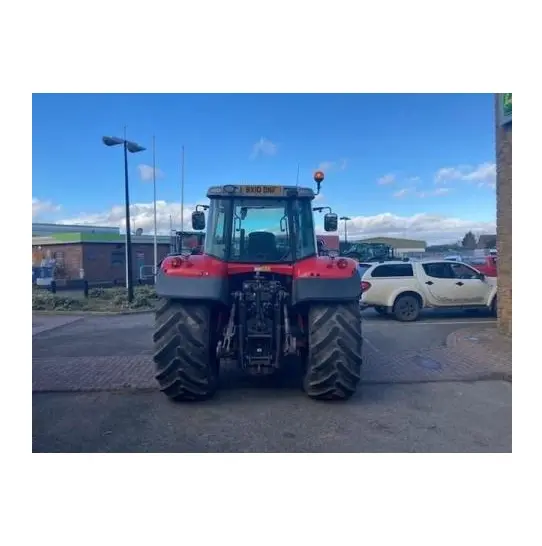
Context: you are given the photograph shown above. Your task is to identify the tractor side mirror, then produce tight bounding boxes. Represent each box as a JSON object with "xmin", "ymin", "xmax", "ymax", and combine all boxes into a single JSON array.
[
  {"xmin": 192, "ymin": 210, "xmax": 206, "ymax": 230},
  {"xmin": 324, "ymin": 212, "xmax": 338, "ymax": 232}
]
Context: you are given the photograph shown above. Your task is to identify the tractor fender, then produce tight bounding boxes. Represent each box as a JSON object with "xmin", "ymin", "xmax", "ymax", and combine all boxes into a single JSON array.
[
  {"xmin": 155, "ymin": 255, "xmax": 229, "ymax": 305},
  {"xmin": 292, "ymin": 256, "xmax": 361, "ymax": 305}
]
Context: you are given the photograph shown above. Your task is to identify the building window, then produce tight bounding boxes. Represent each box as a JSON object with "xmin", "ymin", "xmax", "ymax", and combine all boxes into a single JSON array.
[
  {"xmin": 54, "ymin": 251, "xmax": 64, "ymax": 262},
  {"xmin": 111, "ymin": 250, "xmax": 125, "ymax": 266},
  {"xmin": 370, "ymin": 263, "xmax": 414, "ymax": 278}
]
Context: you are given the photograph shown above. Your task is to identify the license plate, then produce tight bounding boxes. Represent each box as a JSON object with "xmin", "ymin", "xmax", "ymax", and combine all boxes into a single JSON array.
[{"xmin": 241, "ymin": 185, "xmax": 283, "ymax": 196}]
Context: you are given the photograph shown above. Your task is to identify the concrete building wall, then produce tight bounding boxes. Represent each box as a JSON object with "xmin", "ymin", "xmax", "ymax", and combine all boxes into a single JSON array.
[{"xmin": 495, "ymin": 94, "xmax": 512, "ymax": 336}]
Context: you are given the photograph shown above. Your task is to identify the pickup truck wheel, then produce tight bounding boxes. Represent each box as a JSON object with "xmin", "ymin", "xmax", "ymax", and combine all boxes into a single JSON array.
[
  {"xmin": 393, "ymin": 294, "xmax": 420, "ymax": 322},
  {"xmin": 491, "ymin": 297, "xmax": 497, "ymax": 317}
]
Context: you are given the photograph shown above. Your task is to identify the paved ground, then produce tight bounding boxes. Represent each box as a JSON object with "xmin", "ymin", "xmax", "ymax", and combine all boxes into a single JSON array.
[{"xmin": 32, "ymin": 308, "xmax": 512, "ymax": 452}]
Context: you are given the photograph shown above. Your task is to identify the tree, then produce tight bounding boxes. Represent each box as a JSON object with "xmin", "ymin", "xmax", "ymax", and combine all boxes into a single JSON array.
[{"xmin": 462, "ymin": 231, "xmax": 477, "ymax": 250}]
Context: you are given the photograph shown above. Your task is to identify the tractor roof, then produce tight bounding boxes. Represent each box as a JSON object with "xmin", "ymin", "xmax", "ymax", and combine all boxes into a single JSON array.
[{"xmin": 206, "ymin": 184, "xmax": 315, "ymax": 199}]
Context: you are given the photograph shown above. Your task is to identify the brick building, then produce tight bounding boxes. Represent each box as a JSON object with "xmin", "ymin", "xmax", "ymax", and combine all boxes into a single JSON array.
[
  {"xmin": 32, "ymin": 232, "xmax": 172, "ymax": 283},
  {"xmin": 495, "ymin": 93, "xmax": 512, "ymax": 336}
]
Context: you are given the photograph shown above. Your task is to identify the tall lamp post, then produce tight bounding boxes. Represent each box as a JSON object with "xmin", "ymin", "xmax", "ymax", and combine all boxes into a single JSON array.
[
  {"xmin": 340, "ymin": 216, "xmax": 351, "ymax": 244},
  {"xmin": 102, "ymin": 133, "xmax": 146, "ymax": 303},
  {"xmin": 152, "ymin": 135, "xmax": 158, "ymax": 277}
]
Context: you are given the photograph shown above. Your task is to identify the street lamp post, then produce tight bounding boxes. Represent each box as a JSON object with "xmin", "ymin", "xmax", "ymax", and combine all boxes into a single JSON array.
[
  {"xmin": 102, "ymin": 133, "xmax": 146, "ymax": 303},
  {"xmin": 152, "ymin": 135, "xmax": 158, "ymax": 277},
  {"xmin": 340, "ymin": 216, "xmax": 351, "ymax": 244}
]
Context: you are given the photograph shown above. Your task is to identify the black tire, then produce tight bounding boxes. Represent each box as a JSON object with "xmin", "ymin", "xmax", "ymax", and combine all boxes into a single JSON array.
[
  {"xmin": 152, "ymin": 299, "xmax": 218, "ymax": 401},
  {"xmin": 491, "ymin": 296, "xmax": 497, "ymax": 317},
  {"xmin": 393, "ymin": 294, "xmax": 421, "ymax": 322},
  {"xmin": 374, "ymin": 306, "xmax": 388, "ymax": 316},
  {"xmin": 304, "ymin": 302, "xmax": 363, "ymax": 401}
]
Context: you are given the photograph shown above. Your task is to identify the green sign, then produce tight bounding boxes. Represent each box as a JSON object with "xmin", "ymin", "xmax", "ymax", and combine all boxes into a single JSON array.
[
  {"xmin": 500, "ymin": 93, "xmax": 512, "ymax": 126},
  {"xmin": 503, "ymin": 93, "xmax": 512, "ymax": 116}
]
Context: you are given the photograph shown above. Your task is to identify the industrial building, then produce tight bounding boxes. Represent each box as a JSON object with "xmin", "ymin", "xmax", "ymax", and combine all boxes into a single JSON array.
[{"xmin": 32, "ymin": 223, "xmax": 202, "ymax": 284}]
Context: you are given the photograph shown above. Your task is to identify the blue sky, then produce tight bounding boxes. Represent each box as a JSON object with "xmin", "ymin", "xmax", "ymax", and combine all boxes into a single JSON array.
[{"xmin": 32, "ymin": 93, "xmax": 497, "ymax": 244}]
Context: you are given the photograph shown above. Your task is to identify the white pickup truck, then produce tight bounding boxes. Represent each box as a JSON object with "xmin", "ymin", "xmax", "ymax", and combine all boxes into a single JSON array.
[{"xmin": 360, "ymin": 259, "xmax": 498, "ymax": 321}]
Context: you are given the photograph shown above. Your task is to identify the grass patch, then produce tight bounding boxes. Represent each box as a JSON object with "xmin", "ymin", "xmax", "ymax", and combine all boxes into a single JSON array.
[{"xmin": 32, "ymin": 285, "xmax": 160, "ymax": 312}]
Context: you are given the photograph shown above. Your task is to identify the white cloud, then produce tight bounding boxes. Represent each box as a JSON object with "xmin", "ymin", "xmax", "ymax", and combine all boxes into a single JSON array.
[
  {"xmin": 59, "ymin": 200, "xmax": 199, "ymax": 234},
  {"xmin": 393, "ymin": 186, "xmax": 450, "ymax": 199},
  {"xmin": 393, "ymin": 188, "xmax": 410, "ymax": 198},
  {"xmin": 32, "ymin": 197, "xmax": 61, "ymax": 219},
  {"xmin": 250, "ymin": 137, "xmax": 278, "ymax": 159},
  {"xmin": 58, "ymin": 199, "xmax": 495, "ymax": 246},
  {"xmin": 317, "ymin": 212, "xmax": 495, "ymax": 245},
  {"xmin": 417, "ymin": 187, "xmax": 451, "ymax": 198},
  {"xmin": 377, "ymin": 173, "xmax": 395, "ymax": 185},
  {"xmin": 435, "ymin": 162, "xmax": 496, "ymax": 189},
  {"xmin": 434, "ymin": 167, "xmax": 463, "ymax": 183},
  {"xmin": 317, "ymin": 158, "xmax": 347, "ymax": 172},
  {"xmin": 138, "ymin": 164, "xmax": 164, "ymax": 182}
]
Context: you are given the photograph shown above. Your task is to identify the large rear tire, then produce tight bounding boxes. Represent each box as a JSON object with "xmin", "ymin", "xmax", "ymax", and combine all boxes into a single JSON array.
[
  {"xmin": 304, "ymin": 302, "xmax": 363, "ymax": 401},
  {"xmin": 152, "ymin": 299, "xmax": 218, "ymax": 401}
]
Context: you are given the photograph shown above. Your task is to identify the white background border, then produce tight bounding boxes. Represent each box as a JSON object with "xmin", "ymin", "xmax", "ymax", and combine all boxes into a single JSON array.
[{"xmin": 3, "ymin": 0, "xmax": 532, "ymax": 544}]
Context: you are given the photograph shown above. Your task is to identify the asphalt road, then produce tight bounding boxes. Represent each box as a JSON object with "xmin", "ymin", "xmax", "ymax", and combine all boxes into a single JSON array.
[{"xmin": 32, "ymin": 308, "xmax": 511, "ymax": 452}]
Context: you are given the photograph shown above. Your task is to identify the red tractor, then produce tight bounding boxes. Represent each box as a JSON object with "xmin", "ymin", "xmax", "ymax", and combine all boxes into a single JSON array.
[{"xmin": 152, "ymin": 172, "xmax": 363, "ymax": 401}]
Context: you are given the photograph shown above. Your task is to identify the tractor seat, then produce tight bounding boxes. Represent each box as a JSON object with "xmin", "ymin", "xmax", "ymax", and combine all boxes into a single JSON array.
[{"xmin": 246, "ymin": 231, "xmax": 279, "ymax": 260}]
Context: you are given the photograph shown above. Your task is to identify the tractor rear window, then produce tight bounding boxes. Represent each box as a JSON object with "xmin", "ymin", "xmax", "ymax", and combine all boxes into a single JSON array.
[
  {"xmin": 370, "ymin": 264, "xmax": 414, "ymax": 278},
  {"xmin": 206, "ymin": 197, "xmax": 316, "ymax": 262}
]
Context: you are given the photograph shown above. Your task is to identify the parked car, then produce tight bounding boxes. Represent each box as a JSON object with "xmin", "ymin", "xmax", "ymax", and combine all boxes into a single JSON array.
[
  {"xmin": 360, "ymin": 260, "xmax": 497, "ymax": 321},
  {"xmin": 463, "ymin": 255, "xmax": 497, "ymax": 277},
  {"xmin": 357, "ymin": 263, "xmax": 373, "ymax": 308}
]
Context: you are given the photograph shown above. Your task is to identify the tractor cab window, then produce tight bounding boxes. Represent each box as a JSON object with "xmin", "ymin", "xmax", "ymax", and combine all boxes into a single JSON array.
[
  {"xmin": 292, "ymin": 198, "xmax": 317, "ymax": 260},
  {"xmin": 231, "ymin": 199, "xmax": 293, "ymax": 262},
  {"xmin": 206, "ymin": 197, "xmax": 316, "ymax": 263},
  {"xmin": 205, "ymin": 202, "xmax": 227, "ymax": 260}
]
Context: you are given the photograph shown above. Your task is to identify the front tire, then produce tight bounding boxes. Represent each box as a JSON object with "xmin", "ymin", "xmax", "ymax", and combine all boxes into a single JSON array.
[
  {"xmin": 304, "ymin": 302, "xmax": 363, "ymax": 401},
  {"xmin": 152, "ymin": 300, "xmax": 218, "ymax": 401}
]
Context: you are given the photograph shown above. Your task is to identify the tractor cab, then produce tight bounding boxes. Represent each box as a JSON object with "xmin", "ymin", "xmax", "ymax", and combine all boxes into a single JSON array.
[{"xmin": 191, "ymin": 173, "xmax": 337, "ymax": 264}]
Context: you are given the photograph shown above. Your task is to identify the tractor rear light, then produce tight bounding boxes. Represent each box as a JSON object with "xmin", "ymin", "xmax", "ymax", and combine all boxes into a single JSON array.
[
  {"xmin": 337, "ymin": 258, "xmax": 348, "ymax": 269},
  {"xmin": 361, "ymin": 281, "xmax": 371, "ymax": 292}
]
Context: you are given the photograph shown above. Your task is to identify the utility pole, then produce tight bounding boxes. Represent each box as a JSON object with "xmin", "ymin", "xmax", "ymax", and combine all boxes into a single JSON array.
[
  {"xmin": 122, "ymin": 127, "xmax": 134, "ymax": 302},
  {"xmin": 152, "ymin": 135, "xmax": 158, "ymax": 275},
  {"xmin": 180, "ymin": 145, "xmax": 185, "ymax": 251}
]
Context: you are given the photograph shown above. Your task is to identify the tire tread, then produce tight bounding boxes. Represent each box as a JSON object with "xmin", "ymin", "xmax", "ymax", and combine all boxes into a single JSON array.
[
  {"xmin": 152, "ymin": 300, "xmax": 217, "ymax": 401},
  {"xmin": 304, "ymin": 302, "xmax": 363, "ymax": 400}
]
